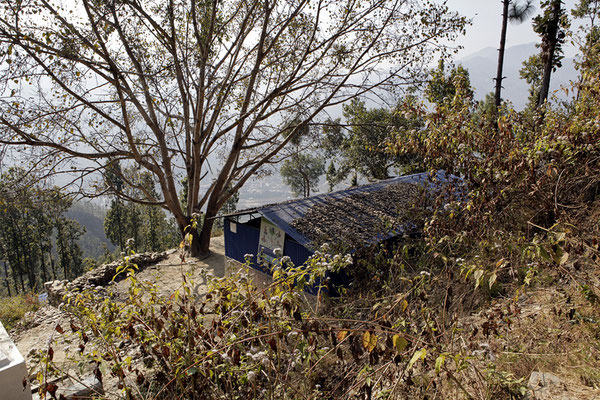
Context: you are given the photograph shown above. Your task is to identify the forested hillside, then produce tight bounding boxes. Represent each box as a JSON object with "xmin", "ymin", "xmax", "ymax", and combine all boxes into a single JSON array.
[{"xmin": 65, "ymin": 201, "xmax": 115, "ymax": 260}]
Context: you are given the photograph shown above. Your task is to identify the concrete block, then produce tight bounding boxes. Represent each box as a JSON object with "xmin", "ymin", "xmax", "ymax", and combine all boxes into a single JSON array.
[{"xmin": 0, "ymin": 321, "xmax": 32, "ymax": 400}]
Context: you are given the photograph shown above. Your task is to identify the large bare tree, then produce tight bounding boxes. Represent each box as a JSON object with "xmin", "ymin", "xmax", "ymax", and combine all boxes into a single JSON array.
[{"xmin": 0, "ymin": 0, "xmax": 465, "ymax": 257}]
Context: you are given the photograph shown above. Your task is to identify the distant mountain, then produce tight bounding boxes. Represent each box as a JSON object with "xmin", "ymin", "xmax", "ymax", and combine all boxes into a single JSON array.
[
  {"xmin": 458, "ymin": 43, "xmax": 578, "ymax": 110},
  {"xmin": 65, "ymin": 201, "xmax": 115, "ymax": 260}
]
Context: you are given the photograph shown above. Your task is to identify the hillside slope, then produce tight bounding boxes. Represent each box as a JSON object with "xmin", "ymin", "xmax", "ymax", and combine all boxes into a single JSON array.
[{"xmin": 65, "ymin": 201, "xmax": 115, "ymax": 259}]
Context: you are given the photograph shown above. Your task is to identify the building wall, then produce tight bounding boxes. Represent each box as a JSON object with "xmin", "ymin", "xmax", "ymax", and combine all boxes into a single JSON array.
[
  {"xmin": 224, "ymin": 218, "xmax": 355, "ymax": 296},
  {"xmin": 224, "ymin": 218, "xmax": 260, "ymax": 267},
  {"xmin": 224, "ymin": 218, "xmax": 313, "ymax": 274}
]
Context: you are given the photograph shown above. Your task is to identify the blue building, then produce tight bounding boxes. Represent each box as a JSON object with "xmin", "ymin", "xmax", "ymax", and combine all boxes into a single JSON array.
[{"xmin": 222, "ymin": 171, "xmax": 451, "ymax": 291}]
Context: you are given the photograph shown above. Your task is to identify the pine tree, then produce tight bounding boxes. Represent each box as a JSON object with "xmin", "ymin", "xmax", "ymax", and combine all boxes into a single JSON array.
[
  {"xmin": 494, "ymin": 0, "xmax": 536, "ymax": 109},
  {"xmin": 534, "ymin": 0, "xmax": 568, "ymax": 106}
]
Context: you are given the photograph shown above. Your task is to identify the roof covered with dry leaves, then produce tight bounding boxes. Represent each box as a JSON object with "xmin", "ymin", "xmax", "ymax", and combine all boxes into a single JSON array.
[{"xmin": 224, "ymin": 171, "xmax": 450, "ymax": 251}]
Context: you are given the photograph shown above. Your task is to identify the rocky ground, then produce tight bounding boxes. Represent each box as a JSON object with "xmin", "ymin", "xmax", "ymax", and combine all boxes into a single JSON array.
[{"xmin": 10, "ymin": 236, "xmax": 226, "ymax": 399}]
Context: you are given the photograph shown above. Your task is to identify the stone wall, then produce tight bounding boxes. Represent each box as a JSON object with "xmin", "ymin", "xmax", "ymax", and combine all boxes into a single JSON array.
[{"xmin": 45, "ymin": 252, "xmax": 167, "ymax": 307}]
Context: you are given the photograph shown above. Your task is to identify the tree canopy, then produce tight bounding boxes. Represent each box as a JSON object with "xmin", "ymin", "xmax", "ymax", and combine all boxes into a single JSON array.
[
  {"xmin": 281, "ymin": 152, "xmax": 325, "ymax": 198},
  {"xmin": 322, "ymin": 98, "xmax": 422, "ymax": 189},
  {"xmin": 0, "ymin": 0, "xmax": 466, "ymax": 256}
]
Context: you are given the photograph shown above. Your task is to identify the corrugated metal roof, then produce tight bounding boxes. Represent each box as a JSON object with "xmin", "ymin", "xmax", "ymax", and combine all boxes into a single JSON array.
[{"xmin": 224, "ymin": 171, "xmax": 451, "ymax": 249}]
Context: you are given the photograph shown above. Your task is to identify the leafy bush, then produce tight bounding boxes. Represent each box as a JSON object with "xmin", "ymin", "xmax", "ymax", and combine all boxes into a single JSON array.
[
  {"xmin": 31, "ymin": 246, "xmax": 487, "ymax": 399},
  {"xmin": 0, "ymin": 293, "xmax": 40, "ymax": 330}
]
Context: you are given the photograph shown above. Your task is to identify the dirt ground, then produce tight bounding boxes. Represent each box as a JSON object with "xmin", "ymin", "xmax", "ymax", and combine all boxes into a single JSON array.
[
  {"xmin": 13, "ymin": 236, "xmax": 228, "ymax": 398},
  {"xmin": 112, "ymin": 235, "xmax": 226, "ymax": 297}
]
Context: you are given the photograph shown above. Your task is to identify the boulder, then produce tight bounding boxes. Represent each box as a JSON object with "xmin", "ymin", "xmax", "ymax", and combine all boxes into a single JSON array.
[
  {"xmin": 31, "ymin": 375, "xmax": 103, "ymax": 400},
  {"xmin": 528, "ymin": 371, "xmax": 574, "ymax": 400}
]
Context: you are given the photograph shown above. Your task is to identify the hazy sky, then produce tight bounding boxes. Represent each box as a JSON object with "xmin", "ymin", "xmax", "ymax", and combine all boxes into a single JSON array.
[{"xmin": 448, "ymin": 0, "xmax": 582, "ymax": 58}]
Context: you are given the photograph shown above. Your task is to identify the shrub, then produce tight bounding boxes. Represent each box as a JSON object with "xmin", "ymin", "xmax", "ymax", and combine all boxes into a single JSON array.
[{"xmin": 0, "ymin": 293, "xmax": 40, "ymax": 330}]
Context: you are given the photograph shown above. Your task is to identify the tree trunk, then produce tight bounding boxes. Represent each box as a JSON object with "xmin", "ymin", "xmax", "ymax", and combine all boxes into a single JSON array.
[
  {"xmin": 193, "ymin": 214, "xmax": 215, "ymax": 259},
  {"xmin": 24, "ymin": 243, "xmax": 35, "ymax": 290},
  {"xmin": 537, "ymin": 0, "xmax": 562, "ymax": 107},
  {"xmin": 18, "ymin": 273, "xmax": 25, "ymax": 293},
  {"xmin": 495, "ymin": 0, "xmax": 510, "ymax": 110},
  {"xmin": 40, "ymin": 253, "xmax": 48, "ymax": 284},
  {"xmin": 302, "ymin": 171, "xmax": 310, "ymax": 198},
  {"xmin": 62, "ymin": 252, "xmax": 68, "ymax": 280},
  {"xmin": 2, "ymin": 261, "xmax": 12, "ymax": 297},
  {"xmin": 50, "ymin": 257, "xmax": 57, "ymax": 280},
  {"xmin": 179, "ymin": 211, "xmax": 215, "ymax": 259},
  {"xmin": 13, "ymin": 239, "xmax": 24, "ymax": 293}
]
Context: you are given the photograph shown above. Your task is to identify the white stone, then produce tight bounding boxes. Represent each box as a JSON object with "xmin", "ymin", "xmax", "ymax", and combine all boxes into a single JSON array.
[{"xmin": 0, "ymin": 321, "xmax": 32, "ymax": 400}]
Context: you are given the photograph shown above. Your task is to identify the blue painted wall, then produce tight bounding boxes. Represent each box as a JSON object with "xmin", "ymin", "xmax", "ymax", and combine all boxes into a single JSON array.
[
  {"xmin": 224, "ymin": 218, "xmax": 349, "ymax": 295},
  {"xmin": 224, "ymin": 218, "xmax": 260, "ymax": 268},
  {"xmin": 224, "ymin": 218, "xmax": 313, "ymax": 273}
]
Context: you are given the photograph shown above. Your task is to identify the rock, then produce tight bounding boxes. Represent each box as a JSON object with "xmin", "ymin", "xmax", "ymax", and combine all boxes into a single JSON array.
[
  {"xmin": 45, "ymin": 252, "xmax": 168, "ymax": 306},
  {"xmin": 32, "ymin": 375, "xmax": 103, "ymax": 400},
  {"xmin": 44, "ymin": 280, "xmax": 68, "ymax": 307},
  {"xmin": 529, "ymin": 371, "xmax": 563, "ymax": 388},
  {"xmin": 528, "ymin": 372, "xmax": 574, "ymax": 400},
  {"xmin": 60, "ymin": 375, "xmax": 104, "ymax": 399}
]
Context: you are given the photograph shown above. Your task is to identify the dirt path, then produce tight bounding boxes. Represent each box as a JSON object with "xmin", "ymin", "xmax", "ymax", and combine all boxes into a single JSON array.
[{"xmin": 113, "ymin": 235, "xmax": 225, "ymax": 298}]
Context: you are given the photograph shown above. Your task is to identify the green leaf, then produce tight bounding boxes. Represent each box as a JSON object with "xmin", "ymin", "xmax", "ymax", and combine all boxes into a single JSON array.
[
  {"xmin": 489, "ymin": 272, "xmax": 497, "ymax": 289},
  {"xmin": 474, "ymin": 269, "xmax": 484, "ymax": 289},
  {"xmin": 539, "ymin": 246, "xmax": 552, "ymax": 262},
  {"xmin": 401, "ymin": 299, "xmax": 408, "ymax": 312},
  {"xmin": 559, "ymin": 252, "xmax": 569, "ymax": 265},
  {"xmin": 393, "ymin": 335, "xmax": 408, "ymax": 353},
  {"xmin": 435, "ymin": 354, "xmax": 446, "ymax": 374},
  {"xmin": 407, "ymin": 348, "xmax": 427, "ymax": 370}
]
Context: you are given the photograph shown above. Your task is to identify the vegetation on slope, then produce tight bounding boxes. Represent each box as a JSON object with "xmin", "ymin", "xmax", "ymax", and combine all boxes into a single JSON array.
[
  {"xmin": 30, "ymin": 32, "xmax": 600, "ymax": 398},
  {"xmin": 8, "ymin": 1, "xmax": 600, "ymax": 399}
]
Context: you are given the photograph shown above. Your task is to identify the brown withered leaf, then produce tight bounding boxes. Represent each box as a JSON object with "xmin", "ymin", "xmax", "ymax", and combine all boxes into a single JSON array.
[
  {"xmin": 233, "ymin": 348, "xmax": 241, "ymax": 365},
  {"xmin": 336, "ymin": 347, "xmax": 344, "ymax": 361},
  {"xmin": 94, "ymin": 363, "xmax": 103, "ymax": 384},
  {"xmin": 267, "ymin": 337, "xmax": 277, "ymax": 352},
  {"xmin": 337, "ymin": 330, "xmax": 348, "ymax": 342},
  {"xmin": 45, "ymin": 382, "xmax": 58, "ymax": 397},
  {"xmin": 293, "ymin": 310, "xmax": 302, "ymax": 321}
]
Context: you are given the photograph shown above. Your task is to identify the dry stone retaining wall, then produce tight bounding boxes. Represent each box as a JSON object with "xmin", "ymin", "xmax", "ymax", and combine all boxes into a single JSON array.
[{"xmin": 44, "ymin": 252, "xmax": 167, "ymax": 307}]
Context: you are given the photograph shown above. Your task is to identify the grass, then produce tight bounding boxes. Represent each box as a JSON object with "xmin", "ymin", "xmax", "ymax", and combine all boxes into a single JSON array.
[{"xmin": 0, "ymin": 293, "xmax": 40, "ymax": 330}]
